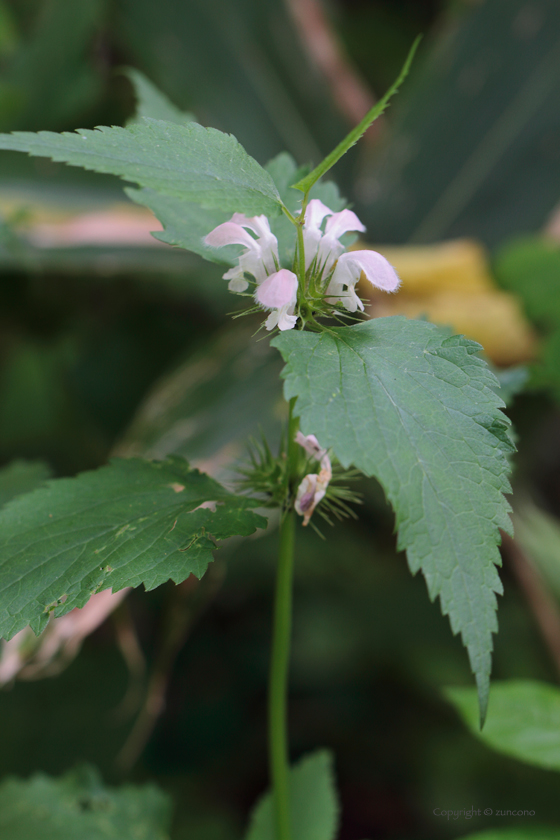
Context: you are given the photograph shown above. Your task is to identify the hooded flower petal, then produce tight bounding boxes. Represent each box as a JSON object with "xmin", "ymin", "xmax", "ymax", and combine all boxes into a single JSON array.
[
  {"xmin": 302, "ymin": 199, "xmax": 335, "ymax": 269},
  {"xmin": 317, "ymin": 209, "xmax": 366, "ymax": 273},
  {"xmin": 255, "ymin": 269, "xmax": 298, "ymax": 309},
  {"xmin": 204, "ymin": 221, "xmax": 256, "ymax": 250},
  {"xmin": 327, "ymin": 249, "xmax": 400, "ymax": 311},
  {"xmin": 255, "ymin": 269, "xmax": 299, "ymax": 331},
  {"xmin": 324, "ymin": 209, "xmax": 366, "ymax": 240},
  {"xmin": 204, "ymin": 214, "xmax": 279, "ymax": 287}
]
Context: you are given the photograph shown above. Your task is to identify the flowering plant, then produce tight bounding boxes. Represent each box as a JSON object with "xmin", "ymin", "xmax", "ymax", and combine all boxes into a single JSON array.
[{"xmin": 0, "ymin": 37, "xmax": 518, "ymax": 840}]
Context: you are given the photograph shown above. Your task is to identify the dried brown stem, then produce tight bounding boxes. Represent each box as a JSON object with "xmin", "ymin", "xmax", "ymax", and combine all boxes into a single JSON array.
[
  {"xmin": 115, "ymin": 562, "xmax": 226, "ymax": 773},
  {"xmin": 285, "ymin": 0, "xmax": 378, "ymax": 133},
  {"xmin": 502, "ymin": 531, "xmax": 560, "ymax": 679}
]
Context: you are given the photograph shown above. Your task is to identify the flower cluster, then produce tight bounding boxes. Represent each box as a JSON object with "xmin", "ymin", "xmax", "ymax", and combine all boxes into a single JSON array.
[{"xmin": 204, "ymin": 199, "xmax": 400, "ymax": 331}]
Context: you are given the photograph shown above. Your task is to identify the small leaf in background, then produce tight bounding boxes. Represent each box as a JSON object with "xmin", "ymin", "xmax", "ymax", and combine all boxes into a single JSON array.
[
  {"xmin": 123, "ymin": 67, "xmax": 196, "ymax": 126},
  {"xmin": 273, "ymin": 317, "xmax": 513, "ymax": 719},
  {"xmin": 245, "ymin": 750, "xmax": 339, "ymax": 840},
  {"xmin": 0, "ymin": 459, "xmax": 51, "ymax": 508},
  {"xmin": 0, "ymin": 456, "xmax": 267, "ymax": 640},
  {"xmin": 0, "ymin": 120, "xmax": 283, "ymax": 217},
  {"xmin": 446, "ymin": 680, "xmax": 560, "ymax": 772},
  {"xmin": 0, "ymin": 764, "xmax": 171, "ymax": 839},
  {"xmin": 493, "ymin": 237, "xmax": 560, "ymax": 331}
]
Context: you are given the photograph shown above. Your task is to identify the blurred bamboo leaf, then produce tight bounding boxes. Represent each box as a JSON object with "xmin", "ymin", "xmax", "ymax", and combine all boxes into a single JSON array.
[
  {"xmin": 360, "ymin": 0, "xmax": 560, "ymax": 247},
  {"xmin": 514, "ymin": 502, "xmax": 560, "ymax": 600},
  {"xmin": 0, "ymin": 0, "xmax": 104, "ymax": 130},
  {"xmin": 116, "ymin": 324, "xmax": 284, "ymax": 481},
  {"xmin": 112, "ymin": 0, "xmax": 349, "ymax": 169}
]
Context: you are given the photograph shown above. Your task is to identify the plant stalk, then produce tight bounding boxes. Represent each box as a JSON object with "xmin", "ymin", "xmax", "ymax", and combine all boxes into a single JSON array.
[
  {"xmin": 268, "ymin": 507, "xmax": 295, "ymax": 840},
  {"xmin": 268, "ymin": 399, "xmax": 299, "ymax": 840}
]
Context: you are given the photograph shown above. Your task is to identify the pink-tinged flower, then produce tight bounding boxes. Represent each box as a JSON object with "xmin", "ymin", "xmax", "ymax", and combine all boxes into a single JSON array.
[
  {"xmin": 327, "ymin": 250, "xmax": 400, "ymax": 312},
  {"xmin": 294, "ymin": 431, "xmax": 332, "ymax": 525},
  {"xmin": 255, "ymin": 268, "xmax": 299, "ymax": 331},
  {"xmin": 302, "ymin": 201, "xmax": 365, "ymax": 273},
  {"xmin": 318, "ymin": 209, "xmax": 365, "ymax": 273},
  {"xmin": 204, "ymin": 214, "xmax": 279, "ymax": 291},
  {"xmin": 302, "ymin": 199, "xmax": 333, "ymax": 269}
]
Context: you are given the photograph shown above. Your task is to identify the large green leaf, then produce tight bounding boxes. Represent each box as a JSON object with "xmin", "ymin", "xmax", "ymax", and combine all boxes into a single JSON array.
[
  {"xmin": 0, "ymin": 120, "xmax": 282, "ymax": 216},
  {"xmin": 0, "ymin": 456, "xmax": 267, "ymax": 640},
  {"xmin": 447, "ymin": 680, "xmax": 560, "ymax": 772},
  {"xmin": 0, "ymin": 765, "xmax": 170, "ymax": 839},
  {"xmin": 245, "ymin": 751, "xmax": 339, "ymax": 840},
  {"xmin": 125, "ymin": 186, "xmax": 233, "ymax": 263},
  {"xmin": 127, "ymin": 151, "xmax": 347, "ymax": 266},
  {"xmin": 273, "ymin": 317, "xmax": 513, "ymax": 718}
]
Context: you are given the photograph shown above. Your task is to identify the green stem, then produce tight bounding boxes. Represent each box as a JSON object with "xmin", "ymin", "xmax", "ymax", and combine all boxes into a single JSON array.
[
  {"xmin": 268, "ymin": 399, "xmax": 298, "ymax": 840},
  {"xmin": 296, "ymin": 218, "xmax": 306, "ymax": 296}
]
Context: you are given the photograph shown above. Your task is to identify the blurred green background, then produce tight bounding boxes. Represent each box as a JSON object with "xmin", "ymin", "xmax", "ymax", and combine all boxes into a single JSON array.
[{"xmin": 2, "ymin": 0, "xmax": 560, "ymax": 838}]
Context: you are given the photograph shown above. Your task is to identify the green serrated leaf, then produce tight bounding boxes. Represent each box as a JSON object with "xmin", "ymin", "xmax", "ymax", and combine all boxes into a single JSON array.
[
  {"xmin": 0, "ymin": 120, "xmax": 283, "ymax": 217},
  {"xmin": 127, "ymin": 153, "xmax": 347, "ymax": 267},
  {"xmin": 245, "ymin": 751, "xmax": 339, "ymax": 840},
  {"xmin": 0, "ymin": 456, "xmax": 267, "ymax": 640},
  {"xmin": 272, "ymin": 317, "xmax": 513, "ymax": 719},
  {"xmin": 446, "ymin": 680, "xmax": 560, "ymax": 772},
  {"xmin": 0, "ymin": 764, "xmax": 171, "ymax": 839},
  {"xmin": 126, "ymin": 186, "xmax": 233, "ymax": 263},
  {"xmin": 123, "ymin": 67, "xmax": 196, "ymax": 126}
]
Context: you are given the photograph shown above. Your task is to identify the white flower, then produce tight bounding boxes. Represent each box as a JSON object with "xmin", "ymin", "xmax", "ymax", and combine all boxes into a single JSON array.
[
  {"xmin": 326, "ymin": 250, "xmax": 400, "ymax": 312},
  {"xmin": 302, "ymin": 199, "xmax": 333, "ymax": 269},
  {"xmin": 255, "ymin": 268, "xmax": 299, "ymax": 331},
  {"xmin": 302, "ymin": 200, "xmax": 365, "ymax": 273},
  {"xmin": 204, "ymin": 213, "xmax": 279, "ymax": 291},
  {"xmin": 294, "ymin": 431, "xmax": 332, "ymax": 525}
]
